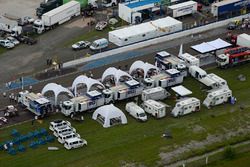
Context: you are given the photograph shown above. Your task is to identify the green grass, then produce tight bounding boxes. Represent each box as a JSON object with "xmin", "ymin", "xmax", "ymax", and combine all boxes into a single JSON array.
[
  {"xmin": 0, "ymin": 47, "xmax": 7, "ymax": 55},
  {"xmin": 0, "ymin": 64, "xmax": 250, "ymax": 167}
]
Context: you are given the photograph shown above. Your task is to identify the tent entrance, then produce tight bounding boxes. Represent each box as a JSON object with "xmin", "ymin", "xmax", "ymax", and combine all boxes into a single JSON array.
[
  {"xmin": 97, "ymin": 114, "xmax": 105, "ymax": 125},
  {"xmin": 110, "ymin": 117, "xmax": 122, "ymax": 126}
]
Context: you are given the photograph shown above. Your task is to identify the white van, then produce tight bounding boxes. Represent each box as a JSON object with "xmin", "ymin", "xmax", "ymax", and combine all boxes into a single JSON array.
[
  {"xmin": 90, "ymin": 38, "xmax": 108, "ymax": 50},
  {"xmin": 53, "ymin": 126, "xmax": 76, "ymax": 137},
  {"xmin": 171, "ymin": 97, "xmax": 200, "ymax": 117},
  {"xmin": 141, "ymin": 87, "xmax": 170, "ymax": 101},
  {"xmin": 125, "ymin": 102, "xmax": 147, "ymax": 121},
  {"xmin": 142, "ymin": 100, "xmax": 166, "ymax": 118},
  {"xmin": 64, "ymin": 137, "xmax": 87, "ymax": 150},
  {"xmin": 188, "ymin": 65, "xmax": 207, "ymax": 80},
  {"xmin": 49, "ymin": 120, "xmax": 71, "ymax": 131},
  {"xmin": 58, "ymin": 132, "xmax": 81, "ymax": 144}
]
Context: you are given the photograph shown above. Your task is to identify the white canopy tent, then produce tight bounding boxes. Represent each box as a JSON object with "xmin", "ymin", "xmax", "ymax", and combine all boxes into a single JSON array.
[
  {"xmin": 41, "ymin": 83, "xmax": 74, "ymax": 105},
  {"xmin": 72, "ymin": 75, "xmax": 104, "ymax": 96},
  {"xmin": 191, "ymin": 38, "xmax": 231, "ymax": 54},
  {"xmin": 92, "ymin": 104, "xmax": 128, "ymax": 128},
  {"xmin": 102, "ymin": 67, "xmax": 132, "ymax": 85},
  {"xmin": 129, "ymin": 61, "xmax": 159, "ymax": 79},
  {"xmin": 171, "ymin": 85, "xmax": 192, "ymax": 97}
]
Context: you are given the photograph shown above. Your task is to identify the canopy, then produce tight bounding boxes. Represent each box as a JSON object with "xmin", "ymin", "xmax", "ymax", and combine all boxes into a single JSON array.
[
  {"xmin": 191, "ymin": 38, "xmax": 231, "ymax": 53},
  {"xmin": 41, "ymin": 83, "xmax": 74, "ymax": 104},
  {"xmin": 102, "ymin": 67, "xmax": 132, "ymax": 85},
  {"xmin": 171, "ymin": 85, "xmax": 192, "ymax": 97},
  {"xmin": 129, "ymin": 61, "xmax": 159, "ymax": 79},
  {"xmin": 92, "ymin": 104, "xmax": 127, "ymax": 128},
  {"xmin": 72, "ymin": 75, "xmax": 104, "ymax": 96}
]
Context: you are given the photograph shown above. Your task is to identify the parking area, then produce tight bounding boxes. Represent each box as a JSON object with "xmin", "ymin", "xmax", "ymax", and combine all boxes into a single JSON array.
[{"xmin": 0, "ymin": 0, "xmax": 41, "ymax": 18}]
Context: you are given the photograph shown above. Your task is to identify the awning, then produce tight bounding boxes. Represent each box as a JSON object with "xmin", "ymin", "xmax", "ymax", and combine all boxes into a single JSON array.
[
  {"xmin": 171, "ymin": 85, "xmax": 192, "ymax": 97},
  {"xmin": 191, "ymin": 38, "xmax": 231, "ymax": 54}
]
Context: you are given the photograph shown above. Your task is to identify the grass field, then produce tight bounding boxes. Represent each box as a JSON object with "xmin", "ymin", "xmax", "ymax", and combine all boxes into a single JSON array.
[
  {"xmin": 0, "ymin": 47, "xmax": 7, "ymax": 55},
  {"xmin": 0, "ymin": 64, "xmax": 250, "ymax": 167}
]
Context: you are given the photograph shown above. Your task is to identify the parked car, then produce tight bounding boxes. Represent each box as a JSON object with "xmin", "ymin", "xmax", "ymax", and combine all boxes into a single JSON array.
[
  {"xmin": 95, "ymin": 21, "xmax": 108, "ymax": 31},
  {"xmin": 6, "ymin": 37, "xmax": 20, "ymax": 45},
  {"xmin": 18, "ymin": 16, "xmax": 35, "ymax": 26},
  {"xmin": 72, "ymin": 41, "xmax": 91, "ymax": 50},
  {"xmin": 0, "ymin": 40, "xmax": 15, "ymax": 49},
  {"xmin": 90, "ymin": 38, "xmax": 108, "ymax": 50},
  {"xmin": 227, "ymin": 22, "xmax": 237, "ymax": 30},
  {"xmin": 16, "ymin": 36, "xmax": 37, "ymax": 45},
  {"xmin": 109, "ymin": 18, "xmax": 118, "ymax": 25},
  {"xmin": 4, "ymin": 105, "xmax": 18, "ymax": 117}
]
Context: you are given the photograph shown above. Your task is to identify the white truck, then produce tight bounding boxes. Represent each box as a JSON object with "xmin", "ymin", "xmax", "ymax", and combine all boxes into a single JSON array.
[
  {"xmin": 155, "ymin": 51, "xmax": 188, "ymax": 77},
  {"xmin": 179, "ymin": 53, "xmax": 200, "ymax": 67},
  {"xmin": 144, "ymin": 69, "xmax": 184, "ymax": 88},
  {"xmin": 199, "ymin": 73, "xmax": 228, "ymax": 89},
  {"xmin": 61, "ymin": 90, "xmax": 112, "ymax": 116},
  {"xmin": 142, "ymin": 100, "xmax": 166, "ymax": 119},
  {"xmin": 33, "ymin": 1, "xmax": 81, "ymax": 34},
  {"xmin": 168, "ymin": 1, "xmax": 197, "ymax": 18},
  {"xmin": 0, "ymin": 16, "xmax": 22, "ymax": 37},
  {"xmin": 141, "ymin": 87, "xmax": 170, "ymax": 101},
  {"xmin": 61, "ymin": 80, "xmax": 143, "ymax": 116},
  {"xmin": 90, "ymin": 38, "xmax": 108, "ymax": 51},
  {"xmin": 18, "ymin": 90, "xmax": 51, "ymax": 117},
  {"xmin": 171, "ymin": 97, "xmax": 200, "ymax": 117},
  {"xmin": 125, "ymin": 102, "xmax": 147, "ymax": 121},
  {"xmin": 188, "ymin": 65, "xmax": 207, "ymax": 80},
  {"xmin": 58, "ymin": 132, "xmax": 81, "ymax": 144},
  {"xmin": 236, "ymin": 33, "xmax": 250, "ymax": 47},
  {"xmin": 49, "ymin": 119, "xmax": 71, "ymax": 131},
  {"xmin": 203, "ymin": 88, "xmax": 232, "ymax": 109}
]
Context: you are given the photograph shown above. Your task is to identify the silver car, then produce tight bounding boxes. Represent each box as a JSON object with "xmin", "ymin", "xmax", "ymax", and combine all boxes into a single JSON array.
[{"xmin": 0, "ymin": 40, "xmax": 15, "ymax": 49}]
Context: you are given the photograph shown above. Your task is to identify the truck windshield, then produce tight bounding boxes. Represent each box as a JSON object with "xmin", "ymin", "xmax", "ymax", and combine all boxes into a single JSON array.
[
  {"xmin": 139, "ymin": 113, "xmax": 146, "ymax": 117},
  {"xmin": 91, "ymin": 42, "xmax": 98, "ymax": 48},
  {"xmin": 216, "ymin": 57, "xmax": 226, "ymax": 62},
  {"xmin": 103, "ymin": 0, "xmax": 111, "ymax": 4},
  {"xmin": 62, "ymin": 104, "xmax": 71, "ymax": 110}
]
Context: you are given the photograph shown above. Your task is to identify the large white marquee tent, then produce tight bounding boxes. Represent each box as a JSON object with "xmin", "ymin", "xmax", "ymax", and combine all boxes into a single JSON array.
[
  {"xmin": 41, "ymin": 83, "xmax": 74, "ymax": 105},
  {"xmin": 102, "ymin": 67, "xmax": 132, "ymax": 86},
  {"xmin": 129, "ymin": 61, "xmax": 159, "ymax": 79},
  {"xmin": 92, "ymin": 104, "xmax": 128, "ymax": 128}
]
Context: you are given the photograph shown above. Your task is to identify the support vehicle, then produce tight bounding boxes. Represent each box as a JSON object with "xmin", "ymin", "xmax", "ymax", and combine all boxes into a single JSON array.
[
  {"xmin": 4, "ymin": 105, "xmax": 18, "ymax": 117},
  {"xmin": 168, "ymin": 1, "xmax": 198, "ymax": 18},
  {"xmin": 33, "ymin": 1, "xmax": 81, "ymax": 34},
  {"xmin": 0, "ymin": 40, "xmax": 15, "ymax": 49},
  {"xmin": 72, "ymin": 40, "xmax": 91, "ymax": 50},
  {"xmin": 179, "ymin": 53, "xmax": 200, "ymax": 67},
  {"xmin": 216, "ymin": 47, "xmax": 250, "ymax": 68},
  {"xmin": 64, "ymin": 137, "xmax": 87, "ymax": 150},
  {"xmin": 188, "ymin": 65, "xmax": 207, "ymax": 80},
  {"xmin": 171, "ymin": 97, "xmax": 200, "ymax": 117},
  {"xmin": 18, "ymin": 91, "xmax": 51, "ymax": 117},
  {"xmin": 90, "ymin": 38, "xmax": 108, "ymax": 50},
  {"xmin": 235, "ymin": 33, "xmax": 250, "ymax": 47},
  {"xmin": 141, "ymin": 87, "xmax": 170, "ymax": 101},
  {"xmin": 199, "ymin": 73, "xmax": 228, "ymax": 89},
  {"xmin": 102, "ymin": 0, "xmax": 118, "ymax": 7},
  {"xmin": 155, "ymin": 51, "xmax": 187, "ymax": 77},
  {"xmin": 53, "ymin": 126, "xmax": 76, "ymax": 137},
  {"xmin": 125, "ymin": 102, "xmax": 147, "ymax": 121},
  {"xmin": 141, "ymin": 100, "xmax": 166, "ymax": 119},
  {"xmin": 49, "ymin": 119, "xmax": 71, "ymax": 131},
  {"xmin": 0, "ymin": 16, "xmax": 22, "ymax": 37},
  {"xmin": 203, "ymin": 88, "xmax": 232, "ymax": 109},
  {"xmin": 58, "ymin": 132, "xmax": 81, "ymax": 144}
]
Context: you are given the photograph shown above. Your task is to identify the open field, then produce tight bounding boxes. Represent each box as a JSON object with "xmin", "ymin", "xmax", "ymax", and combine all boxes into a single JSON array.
[{"xmin": 0, "ymin": 64, "xmax": 250, "ymax": 167}]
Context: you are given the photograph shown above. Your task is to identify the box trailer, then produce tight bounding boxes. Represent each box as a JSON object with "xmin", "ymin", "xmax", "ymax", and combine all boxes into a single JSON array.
[
  {"xmin": 141, "ymin": 86, "xmax": 170, "ymax": 101},
  {"xmin": 171, "ymin": 97, "xmax": 200, "ymax": 117},
  {"xmin": 236, "ymin": 33, "xmax": 250, "ymax": 47},
  {"xmin": 203, "ymin": 88, "xmax": 232, "ymax": 108},
  {"xmin": 125, "ymin": 102, "xmax": 147, "ymax": 121},
  {"xmin": 109, "ymin": 16, "xmax": 182, "ymax": 46},
  {"xmin": 33, "ymin": 1, "xmax": 81, "ymax": 34},
  {"xmin": 155, "ymin": 51, "xmax": 188, "ymax": 77},
  {"xmin": 142, "ymin": 100, "xmax": 166, "ymax": 118},
  {"xmin": 168, "ymin": 1, "xmax": 198, "ymax": 18},
  {"xmin": 211, "ymin": 0, "xmax": 250, "ymax": 17}
]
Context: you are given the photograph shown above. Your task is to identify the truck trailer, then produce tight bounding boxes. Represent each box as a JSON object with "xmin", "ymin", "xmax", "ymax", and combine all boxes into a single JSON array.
[
  {"xmin": 236, "ymin": 33, "xmax": 250, "ymax": 47},
  {"xmin": 216, "ymin": 46, "xmax": 250, "ymax": 68},
  {"xmin": 141, "ymin": 87, "xmax": 170, "ymax": 101},
  {"xmin": 211, "ymin": 0, "xmax": 250, "ymax": 17},
  {"xmin": 168, "ymin": 1, "xmax": 198, "ymax": 18},
  {"xmin": 18, "ymin": 91, "xmax": 51, "ymax": 117},
  {"xmin": 0, "ymin": 16, "xmax": 22, "ymax": 36},
  {"xmin": 33, "ymin": 1, "xmax": 81, "ymax": 34}
]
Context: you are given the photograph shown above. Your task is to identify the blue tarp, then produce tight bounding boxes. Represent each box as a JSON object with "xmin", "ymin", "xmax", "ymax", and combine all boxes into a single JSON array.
[{"xmin": 126, "ymin": 0, "xmax": 160, "ymax": 9}]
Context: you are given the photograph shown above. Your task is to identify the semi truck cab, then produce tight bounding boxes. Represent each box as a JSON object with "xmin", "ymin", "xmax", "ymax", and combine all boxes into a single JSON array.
[
  {"xmin": 33, "ymin": 20, "xmax": 45, "ymax": 34},
  {"xmin": 216, "ymin": 54, "xmax": 229, "ymax": 67}
]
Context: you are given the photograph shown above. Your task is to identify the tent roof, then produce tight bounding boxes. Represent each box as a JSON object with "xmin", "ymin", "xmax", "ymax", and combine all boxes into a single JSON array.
[
  {"xmin": 129, "ymin": 61, "xmax": 158, "ymax": 78},
  {"xmin": 102, "ymin": 67, "xmax": 132, "ymax": 85},
  {"xmin": 92, "ymin": 104, "xmax": 128, "ymax": 128},
  {"xmin": 191, "ymin": 38, "xmax": 231, "ymax": 53},
  {"xmin": 171, "ymin": 85, "xmax": 192, "ymax": 96}
]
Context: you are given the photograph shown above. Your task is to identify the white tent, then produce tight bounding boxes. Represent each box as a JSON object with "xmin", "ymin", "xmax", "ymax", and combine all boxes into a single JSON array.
[
  {"xmin": 92, "ymin": 104, "xmax": 128, "ymax": 128},
  {"xmin": 72, "ymin": 75, "xmax": 104, "ymax": 96},
  {"xmin": 129, "ymin": 61, "xmax": 159, "ymax": 79},
  {"xmin": 41, "ymin": 83, "xmax": 74, "ymax": 105},
  {"xmin": 102, "ymin": 67, "xmax": 132, "ymax": 85},
  {"xmin": 207, "ymin": 38, "xmax": 231, "ymax": 49}
]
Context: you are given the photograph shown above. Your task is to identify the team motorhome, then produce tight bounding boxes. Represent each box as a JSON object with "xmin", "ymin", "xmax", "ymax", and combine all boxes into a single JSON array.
[
  {"xmin": 142, "ymin": 100, "xmax": 167, "ymax": 118},
  {"xmin": 171, "ymin": 97, "xmax": 200, "ymax": 117},
  {"xmin": 141, "ymin": 87, "xmax": 170, "ymax": 101},
  {"xmin": 125, "ymin": 102, "xmax": 147, "ymax": 121}
]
